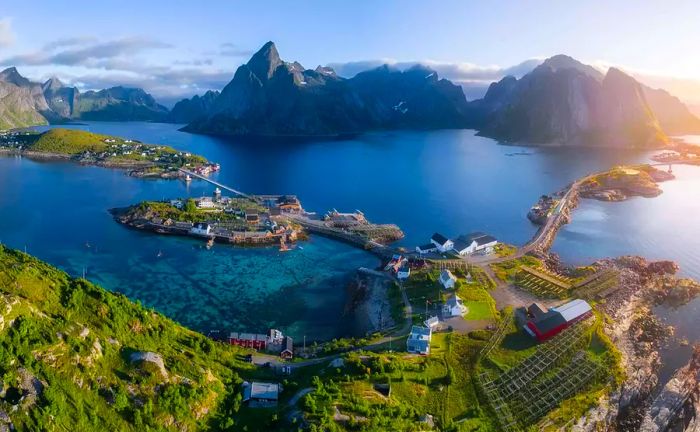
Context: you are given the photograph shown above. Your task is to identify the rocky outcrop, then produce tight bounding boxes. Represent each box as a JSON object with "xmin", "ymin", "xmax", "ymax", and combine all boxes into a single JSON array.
[
  {"xmin": 574, "ymin": 257, "xmax": 700, "ymax": 431},
  {"xmin": 640, "ymin": 345, "xmax": 700, "ymax": 432},
  {"xmin": 129, "ymin": 351, "xmax": 168, "ymax": 379}
]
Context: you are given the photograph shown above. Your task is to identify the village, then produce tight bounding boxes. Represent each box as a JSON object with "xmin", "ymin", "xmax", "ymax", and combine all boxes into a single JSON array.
[
  {"xmin": 109, "ymin": 164, "xmax": 697, "ymax": 431},
  {"xmin": 0, "ymin": 128, "xmax": 220, "ymax": 177}
]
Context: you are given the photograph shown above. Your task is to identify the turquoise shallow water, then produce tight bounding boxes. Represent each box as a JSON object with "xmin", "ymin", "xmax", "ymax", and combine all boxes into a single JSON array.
[{"xmin": 1, "ymin": 123, "xmax": 699, "ymax": 350}]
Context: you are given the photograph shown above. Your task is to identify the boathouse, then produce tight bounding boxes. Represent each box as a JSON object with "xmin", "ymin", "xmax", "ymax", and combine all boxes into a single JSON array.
[
  {"xmin": 522, "ymin": 299, "xmax": 592, "ymax": 342},
  {"xmin": 190, "ymin": 222, "xmax": 211, "ymax": 236}
]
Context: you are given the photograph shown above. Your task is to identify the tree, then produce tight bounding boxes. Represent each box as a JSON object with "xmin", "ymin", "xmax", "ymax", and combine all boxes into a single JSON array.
[{"xmin": 185, "ymin": 198, "xmax": 197, "ymax": 213}]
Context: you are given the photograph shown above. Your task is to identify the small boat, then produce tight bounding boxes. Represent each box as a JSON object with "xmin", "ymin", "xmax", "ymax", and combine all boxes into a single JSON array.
[
  {"xmin": 185, "ymin": 174, "xmax": 192, "ymax": 182},
  {"xmin": 297, "ymin": 245, "xmax": 304, "ymax": 250},
  {"xmin": 206, "ymin": 238, "xmax": 214, "ymax": 250},
  {"xmin": 157, "ymin": 250, "xmax": 163, "ymax": 258},
  {"xmin": 85, "ymin": 241, "xmax": 91, "ymax": 248}
]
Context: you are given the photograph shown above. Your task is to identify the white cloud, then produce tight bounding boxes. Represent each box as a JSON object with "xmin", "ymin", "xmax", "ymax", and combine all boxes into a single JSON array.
[{"xmin": 0, "ymin": 18, "xmax": 16, "ymax": 47}]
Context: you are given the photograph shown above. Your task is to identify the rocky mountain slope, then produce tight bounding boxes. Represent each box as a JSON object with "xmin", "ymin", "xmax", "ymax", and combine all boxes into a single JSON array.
[
  {"xmin": 181, "ymin": 41, "xmax": 470, "ymax": 136},
  {"xmin": 42, "ymin": 77, "xmax": 80, "ymax": 118},
  {"xmin": 0, "ymin": 68, "xmax": 169, "ymax": 128},
  {"xmin": 0, "ymin": 68, "xmax": 54, "ymax": 129},
  {"xmin": 468, "ymin": 55, "xmax": 671, "ymax": 147},
  {"xmin": 166, "ymin": 90, "xmax": 220, "ymax": 123}
]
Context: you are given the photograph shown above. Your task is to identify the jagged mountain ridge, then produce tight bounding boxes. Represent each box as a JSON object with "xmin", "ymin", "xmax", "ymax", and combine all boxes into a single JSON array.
[
  {"xmin": 182, "ymin": 41, "xmax": 471, "ymax": 136},
  {"xmin": 166, "ymin": 90, "xmax": 220, "ymax": 124},
  {"xmin": 466, "ymin": 55, "xmax": 690, "ymax": 147},
  {"xmin": 0, "ymin": 68, "xmax": 169, "ymax": 128}
]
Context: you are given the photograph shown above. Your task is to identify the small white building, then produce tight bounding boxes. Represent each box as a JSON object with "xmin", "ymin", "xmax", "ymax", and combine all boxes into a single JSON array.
[
  {"xmin": 424, "ymin": 316, "xmax": 440, "ymax": 329},
  {"xmin": 170, "ymin": 199, "xmax": 183, "ymax": 209},
  {"xmin": 431, "ymin": 233, "xmax": 453, "ymax": 253},
  {"xmin": 397, "ymin": 263, "xmax": 411, "ymax": 280},
  {"xmin": 190, "ymin": 222, "xmax": 211, "ymax": 236},
  {"xmin": 416, "ymin": 243, "xmax": 437, "ymax": 254},
  {"xmin": 439, "ymin": 269, "xmax": 457, "ymax": 290},
  {"xmin": 196, "ymin": 198, "xmax": 216, "ymax": 209},
  {"xmin": 443, "ymin": 294, "xmax": 468, "ymax": 318}
]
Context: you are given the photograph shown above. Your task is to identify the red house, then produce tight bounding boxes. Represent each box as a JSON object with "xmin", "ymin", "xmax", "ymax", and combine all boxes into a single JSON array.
[
  {"xmin": 523, "ymin": 299, "xmax": 592, "ymax": 342},
  {"xmin": 229, "ymin": 332, "xmax": 268, "ymax": 350}
]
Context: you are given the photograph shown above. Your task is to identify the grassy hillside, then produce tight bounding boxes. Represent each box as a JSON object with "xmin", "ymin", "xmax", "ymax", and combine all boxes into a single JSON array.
[
  {"xmin": 0, "ymin": 245, "xmax": 253, "ymax": 431},
  {"xmin": 29, "ymin": 128, "xmax": 112, "ymax": 154},
  {"xmin": 24, "ymin": 128, "xmax": 208, "ymax": 169}
]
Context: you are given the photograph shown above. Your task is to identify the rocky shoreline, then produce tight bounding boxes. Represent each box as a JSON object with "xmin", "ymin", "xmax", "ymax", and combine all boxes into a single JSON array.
[
  {"xmin": 0, "ymin": 148, "xmax": 187, "ymax": 179},
  {"xmin": 572, "ymin": 256, "xmax": 700, "ymax": 431}
]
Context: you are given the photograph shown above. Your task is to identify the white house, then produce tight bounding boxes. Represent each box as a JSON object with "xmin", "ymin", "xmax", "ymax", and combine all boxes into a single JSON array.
[
  {"xmin": 452, "ymin": 237, "xmax": 476, "ymax": 256},
  {"xmin": 190, "ymin": 222, "xmax": 211, "ymax": 236},
  {"xmin": 431, "ymin": 233, "xmax": 453, "ymax": 253},
  {"xmin": 170, "ymin": 199, "xmax": 183, "ymax": 209},
  {"xmin": 196, "ymin": 198, "xmax": 216, "ymax": 209},
  {"xmin": 397, "ymin": 263, "xmax": 411, "ymax": 280},
  {"xmin": 452, "ymin": 232, "xmax": 499, "ymax": 255},
  {"xmin": 439, "ymin": 269, "xmax": 457, "ymax": 290},
  {"xmin": 442, "ymin": 294, "xmax": 468, "ymax": 318},
  {"xmin": 406, "ymin": 326, "xmax": 432, "ymax": 355}
]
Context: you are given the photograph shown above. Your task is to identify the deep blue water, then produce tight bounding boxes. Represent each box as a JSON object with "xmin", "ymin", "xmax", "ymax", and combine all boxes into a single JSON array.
[{"xmin": 1, "ymin": 122, "xmax": 698, "ymax": 352}]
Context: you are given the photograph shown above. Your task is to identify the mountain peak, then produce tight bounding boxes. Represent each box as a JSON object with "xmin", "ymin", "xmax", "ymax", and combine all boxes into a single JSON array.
[
  {"xmin": 43, "ymin": 76, "xmax": 65, "ymax": 91},
  {"xmin": 539, "ymin": 54, "xmax": 604, "ymax": 80},
  {"xmin": 0, "ymin": 67, "xmax": 31, "ymax": 87},
  {"xmin": 247, "ymin": 41, "xmax": 283, "ymax": 81}
]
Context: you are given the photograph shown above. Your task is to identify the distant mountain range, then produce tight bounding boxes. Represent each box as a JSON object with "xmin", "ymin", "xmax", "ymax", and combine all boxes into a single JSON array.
[
  {"xmin": 0, "ymin": 67, "xmax": 168, "ymax": 129},
  {"xmin": 3, "ymin": 44, "xmax": 700, "ymax": 148}
]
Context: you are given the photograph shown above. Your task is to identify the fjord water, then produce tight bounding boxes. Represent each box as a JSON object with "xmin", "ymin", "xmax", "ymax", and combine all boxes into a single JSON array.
[{"xmin": 1, "ymin": 122, "xmax": 698, "ymax": 346}]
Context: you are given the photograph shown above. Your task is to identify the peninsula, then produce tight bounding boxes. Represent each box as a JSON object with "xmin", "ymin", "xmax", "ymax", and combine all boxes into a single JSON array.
[{"xmin": 0, "ymin": 128, "xmax": 217, "ymax": 178}]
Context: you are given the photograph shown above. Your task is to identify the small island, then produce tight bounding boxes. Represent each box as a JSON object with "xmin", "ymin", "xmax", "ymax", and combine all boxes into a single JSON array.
[
  {"xmin": 0, "ymin": 128, "xmax": 217, "ymax": 178},
  {"xmin": 112, "ymin": 193, "xmax": 304, "ymax": 248},
  {"xmin": 579, "ymin": 164, "xmax": 674, "ymax": 201}
]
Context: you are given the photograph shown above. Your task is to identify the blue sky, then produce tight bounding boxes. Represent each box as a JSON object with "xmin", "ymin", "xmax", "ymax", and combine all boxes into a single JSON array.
[{"xmin": 2, "ymin": 0, "xmax": 700, "ymax": 105}]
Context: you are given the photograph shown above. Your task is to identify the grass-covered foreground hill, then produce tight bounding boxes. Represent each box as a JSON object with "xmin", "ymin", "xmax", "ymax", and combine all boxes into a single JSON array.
[{"xmin": 0, "ymin": 245, "xmax": 253, "ymax": 431}]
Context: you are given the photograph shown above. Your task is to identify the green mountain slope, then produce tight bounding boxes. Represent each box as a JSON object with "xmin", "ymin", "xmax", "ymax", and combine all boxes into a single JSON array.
[{"xmin": 0, "ymin": 245, "xmax": 251, "ymax": 431}]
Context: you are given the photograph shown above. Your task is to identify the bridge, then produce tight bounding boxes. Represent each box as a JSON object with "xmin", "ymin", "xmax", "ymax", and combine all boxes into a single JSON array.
[{"xmin": 178, "ymin": 168, "xmax": 256, "ymax": 201}]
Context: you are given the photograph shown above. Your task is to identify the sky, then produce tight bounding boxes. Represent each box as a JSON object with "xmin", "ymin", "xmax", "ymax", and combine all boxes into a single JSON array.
[{"xmin": 2, "ymin": 0, "xmax": 700, "ymax": 107}]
